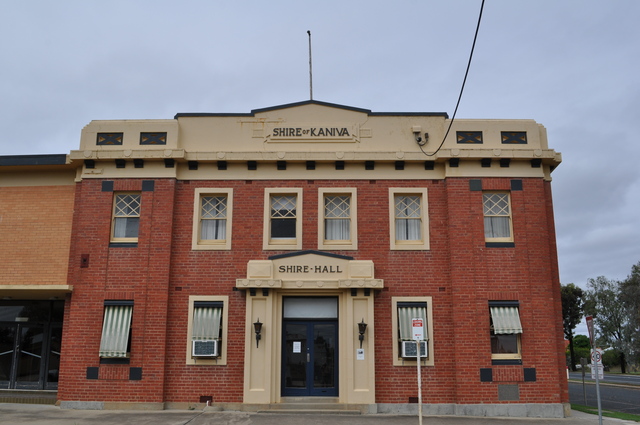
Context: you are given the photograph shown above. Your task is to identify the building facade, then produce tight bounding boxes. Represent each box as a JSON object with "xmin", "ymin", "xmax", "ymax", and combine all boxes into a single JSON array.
[{"xmin": 0, "ymin": 101, "xmax": 567, "ymax": 416}]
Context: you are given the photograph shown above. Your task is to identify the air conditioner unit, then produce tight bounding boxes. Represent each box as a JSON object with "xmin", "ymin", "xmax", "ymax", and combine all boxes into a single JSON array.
[
  {"xmin": 401, "ymin": 340, "xmax": 428, "ymax": 358},
  {"xmin": 192, "ymin": 340, "xmax": 220, "ymax": 357}
]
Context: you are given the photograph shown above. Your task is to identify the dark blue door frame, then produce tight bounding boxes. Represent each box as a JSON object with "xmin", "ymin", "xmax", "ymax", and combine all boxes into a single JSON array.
[{"xmin": 282, "ymin": 320, "xmax": 338, "ymax": 397}]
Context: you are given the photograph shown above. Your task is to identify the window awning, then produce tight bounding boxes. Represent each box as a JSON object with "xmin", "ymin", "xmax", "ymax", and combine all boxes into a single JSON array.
[
  {"xmin": 99, "ymin": 305, "xmax": 132, "ymax": 357},
  {"xmin": 490, "ymin": 306, "xmax": 522, "ymax": 334},
  {"xmin": 192, "ymin": 305, "xmax": 222, "ymax": 340},
  {"xmin": 398, "ymin": 303, "xmax": 428, "ymax": 340}
]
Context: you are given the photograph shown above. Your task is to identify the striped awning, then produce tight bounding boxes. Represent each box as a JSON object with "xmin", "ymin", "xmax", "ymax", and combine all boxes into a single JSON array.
[
  {"xmin": 99, "ymin": 305, "xmax": 133, "ymax": 358},
  {"xmin": 192, "ymin": 304, "xmax": 222, "ymax": 341},
  {"xmin": 398, "ymin": 303, "xmax": 428, "ymax": 340},
  {"xmin": 490, "ymin": 306, "xmax": 522, "ymax": 334}
]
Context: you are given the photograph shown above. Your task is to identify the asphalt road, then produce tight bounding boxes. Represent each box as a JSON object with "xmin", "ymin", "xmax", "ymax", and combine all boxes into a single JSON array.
[
  {"xmin": 568, "ymin": 376, "xmax": 640, "ymax": 415},
  {"xmin": 569, "ymin": 371, "xmax": 640, "ymax": 386}
]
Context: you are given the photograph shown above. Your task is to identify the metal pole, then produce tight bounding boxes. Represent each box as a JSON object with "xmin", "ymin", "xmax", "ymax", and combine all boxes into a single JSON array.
[
  {"xmin": 307, "ymin": 30, "xmax": 313, "ymax": 100},
  {"xmin": 581, "ymin": 359, "xmax": 586, "ymax": 406},
  {"xmin": 417, "ymin": 340, "xmax": 422, "ymax": 425},
  {"xmin": 592, "ymin": 347, "xmax": 603, "ymax": 425},
  {"xmin": 585, "ymin": 315, "xmax": 602, "ymax": 425},
  {"xmin": 582, "ymin": 374, "xmax": 587, "ymax": 406}
]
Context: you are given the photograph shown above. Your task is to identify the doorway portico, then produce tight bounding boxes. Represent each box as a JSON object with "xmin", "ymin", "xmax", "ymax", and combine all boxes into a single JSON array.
[{"xmin": 236, "ymin": 251, "xmax": 383, "ymax": 406}]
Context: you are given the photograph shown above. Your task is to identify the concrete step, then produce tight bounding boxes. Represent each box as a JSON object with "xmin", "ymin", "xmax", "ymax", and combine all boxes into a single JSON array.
[
  {"xmin": 259, "ymin": 398, "xmax": 364, "ymax": 414},
  {"xmin": 0, "ymin": 390, "xmax": 57, "ymax": 405},
  {"xmin": 258, "ymin": 409, "xmax": 361, "ymax": 415}
]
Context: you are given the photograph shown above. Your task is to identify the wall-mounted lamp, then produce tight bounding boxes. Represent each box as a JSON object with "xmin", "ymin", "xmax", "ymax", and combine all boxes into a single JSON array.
[
  {"xmin": 358, "ymin": 318, "xmax": 368, "ymax": 349},
  {"xmin": 253, "ymin": 318, "xmax": 263, "ymax": 348}
]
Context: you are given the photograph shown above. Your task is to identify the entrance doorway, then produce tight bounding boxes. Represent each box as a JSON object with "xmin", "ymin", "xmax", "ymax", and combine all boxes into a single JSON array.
[
  {"xmin": 0, "ymin": 300, "xmax": 64, "ymax": 390},
  {"xmin": 281, "ymin": 297, "xmax": 338, "ymax": 397}
]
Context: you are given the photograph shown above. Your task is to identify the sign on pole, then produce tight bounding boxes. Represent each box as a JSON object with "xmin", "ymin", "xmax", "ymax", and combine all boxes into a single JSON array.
[
  {"xmin": 412, "ymin": 318, "xmax": 424, "ymax": 425},
  {"xmin": 591, "ymin": 348, "xmax": 604, "ymax": 380},
  {"xmin": 412, "ymin": 318, "xmax": 424, "ymax": 341},
  {"xmin": 586, "ymin": 315, "xmax": 594, "ymax": 346}
]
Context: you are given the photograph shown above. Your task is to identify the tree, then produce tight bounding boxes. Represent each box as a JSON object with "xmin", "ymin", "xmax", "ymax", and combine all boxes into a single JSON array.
[
  {"xmin": 572, "ymin": 335, "xmax": 591, "ymax": 363},
  {"xmin": 584, "ymin": 275, "xmax": 634, "ymax": 373},
  {"xmin": 602, "ymin": 348, "xmax": 621, "ymax": 368},
  {"xmin": 561, "ymin": 283, "xmax": 584, "ymax": 371},
  {"xmin": 620, "ymin": 261, "xmax": 640, "ymax": 365}
]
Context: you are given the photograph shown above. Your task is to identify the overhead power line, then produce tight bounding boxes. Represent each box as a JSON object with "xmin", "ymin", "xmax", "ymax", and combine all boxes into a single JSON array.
[{"xmin": 421, "ymin": 0, "xmax": 486, "ymax": 157}]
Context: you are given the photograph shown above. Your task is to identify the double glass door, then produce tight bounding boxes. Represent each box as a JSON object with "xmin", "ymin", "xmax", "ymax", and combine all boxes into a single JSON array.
[
  {"xmin": 0, "ymin": 300, "xmax": 63, "ymax": 390},
  {"xmin": 281, "ymin": 296, "xmax": 339, "ymax": 397},
  {"xmin": 282, "ymin": 320, "xmax": 338, "ymax": 396}
]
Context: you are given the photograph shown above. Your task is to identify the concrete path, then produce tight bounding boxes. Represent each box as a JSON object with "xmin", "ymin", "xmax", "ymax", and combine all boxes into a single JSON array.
[{"xmin": 0, "ymin": 404, "xmax": 637, "ymax": 425}]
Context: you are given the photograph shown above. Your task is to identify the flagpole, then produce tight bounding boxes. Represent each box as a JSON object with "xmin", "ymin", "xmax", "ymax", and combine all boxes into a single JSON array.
[{"xmin": 307, "ymin": 30, "xmax": 313, "ymax": 100}]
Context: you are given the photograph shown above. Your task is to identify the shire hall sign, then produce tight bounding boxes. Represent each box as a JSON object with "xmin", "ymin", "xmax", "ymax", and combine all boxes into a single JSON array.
[
  {"xmin": 277, "ymin": 264, "xmax": 344, "ymax": 274},
  {"xmin": 272, "ymin": 127, "xmax": 351, "ymax": 137},
  {"xmin": 268, "ymin": 124, "xmax": 355, "ymax": 140}
]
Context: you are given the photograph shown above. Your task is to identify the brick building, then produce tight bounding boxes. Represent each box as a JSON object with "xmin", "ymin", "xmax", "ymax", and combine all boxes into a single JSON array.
[{"xmin": 0, "ymin": 100, "xmax": 567, "ymax": 416}]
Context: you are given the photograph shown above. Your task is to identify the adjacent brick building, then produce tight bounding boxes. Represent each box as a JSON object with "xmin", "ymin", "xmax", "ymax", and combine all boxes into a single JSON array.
[{"xmin": 0, "ymin": 101, "xmax": 567, "ymax": 416}]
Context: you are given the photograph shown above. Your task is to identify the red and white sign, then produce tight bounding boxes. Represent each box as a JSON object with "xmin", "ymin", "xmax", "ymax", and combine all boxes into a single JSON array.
[
  {"xmin": 412, "ymin": 318, "xmax": 424, "ymax": 341},
  {"xmin": 586, "ymin": 315, "xmax": 594, "ymax": 346},
  {"xmin": 591, "ymin": 348, "xmax": 604, "ymax": 380}
]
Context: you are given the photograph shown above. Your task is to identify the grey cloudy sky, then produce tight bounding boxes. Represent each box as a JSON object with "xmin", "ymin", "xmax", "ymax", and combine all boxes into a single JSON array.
[{"xmin": 2, "ymin": 1, "xmax": 638, "ymax": 333}]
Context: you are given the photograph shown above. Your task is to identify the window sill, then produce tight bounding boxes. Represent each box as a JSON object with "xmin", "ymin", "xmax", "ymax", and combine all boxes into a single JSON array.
[
  {"xmin": 109, "ymin": 242, "xmax": 138, "ymax": 248},
  {"xmin": 491, "ymin": 359, "xmax": 522, "ymax": 366},
  {"xmin": 100, "ymin": 357, "xmax": 131, "ymax": 365},
  {"xmin": 485, "ymin": 242, "xmax": 515, "ymax": 248},
  {"xmin": 192, "ymin": 244, "xmax": 231, "ymax": 251}
]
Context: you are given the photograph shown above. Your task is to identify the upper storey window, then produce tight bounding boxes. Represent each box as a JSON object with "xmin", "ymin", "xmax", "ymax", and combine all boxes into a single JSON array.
[
  {"xmin": 111, "ymin": 193, "xmax": 140, "ymax": 243},
  {"xmin": 389, "ymin": 188, "xmax": 430, "ymax": 250},
  {"xmin": 263, "ymin": 188, "xmax": 302, "ymax": 250},
  {"xmin": 192, "ymin": 189, "xmax": 233, "ymax": 250},
  {"xmin": 318, "ymin": 188, "xmax": 357, "ymax": 250},
  {"xmin": 483, "ymin": 192, "xmax": 513, "ymax": 243}
]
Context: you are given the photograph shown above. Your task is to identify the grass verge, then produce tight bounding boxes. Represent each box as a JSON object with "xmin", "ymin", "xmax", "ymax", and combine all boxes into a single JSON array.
[{"xmin": 572, "ymin": 404, "xmax": 640, "ymax": 422}]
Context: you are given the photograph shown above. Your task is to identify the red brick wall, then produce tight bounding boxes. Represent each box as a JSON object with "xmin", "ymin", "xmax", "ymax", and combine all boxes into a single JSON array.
[
  {"xmin": 59, "ymin": 176, "xmax": 567, "ymax": 406},
  {"xmin": 59, "ymin": 179, "xmax": 175, "ymax": 403}
]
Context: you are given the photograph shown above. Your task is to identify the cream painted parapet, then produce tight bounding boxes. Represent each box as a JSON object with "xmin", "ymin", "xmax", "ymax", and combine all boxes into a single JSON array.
[
  {"xmin": 77, "ymin": 120, "xmax": 179, "ymax": 152},
  {"xmin": 70, "ymin": 101, "xmax": 561, "ymax": 182}
]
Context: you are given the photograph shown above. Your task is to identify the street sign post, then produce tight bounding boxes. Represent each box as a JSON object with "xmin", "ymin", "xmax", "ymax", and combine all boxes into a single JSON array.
[
  {"xmin": 412, "ymin": 318, "xmax": 424, "ymax": 425},
  {"xmin": 585, "ymin": 315, "xmax": 603, "ymax": 425}
]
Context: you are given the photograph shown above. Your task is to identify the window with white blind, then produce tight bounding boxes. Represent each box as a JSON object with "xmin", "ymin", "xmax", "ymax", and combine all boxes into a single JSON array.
[
  {"xmin": 186, "ymin": 296, "xmax": 228, "ymax": 365},
  {"xmin": 389, "ymin": 188, "xmax": 429, "ymax": 250},
  {"xmin": 483, "ymin": 192, "xmax": 513, "ymax": 243},
  {"xmin": 192, "ymin": 188, "xmax": 233, "ymax": 250},
  {"xmin": 391, "ymin": 297, "xmax": 434, "ymax": 366},
  {"xmin": 99, "ymin": 301, "xmax": 133, "ymax": 358},
  {"xmin": 318, "ymin": 188, "xmax": 357, "ymax": 250},
  {"xmin": 111, "ymin": 193, "xmax": 140, "ymax": 242}
]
